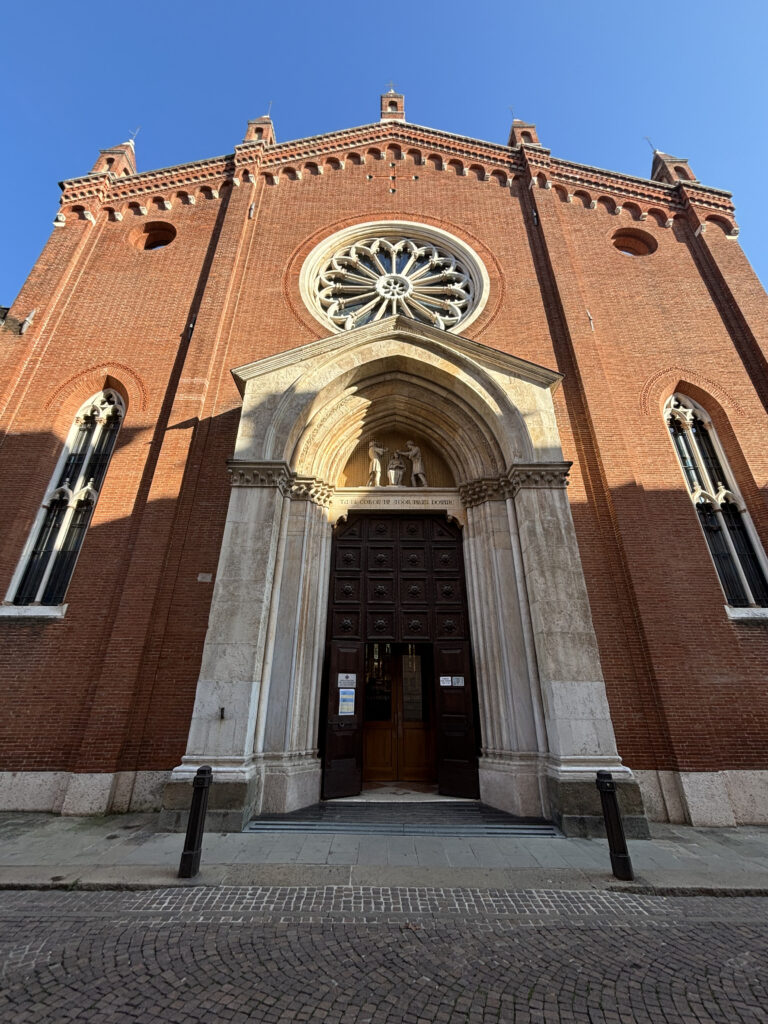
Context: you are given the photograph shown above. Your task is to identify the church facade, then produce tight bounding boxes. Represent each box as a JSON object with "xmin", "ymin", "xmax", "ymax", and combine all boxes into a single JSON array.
[{"xmin": 2, "ymin": 92, "xmax": 767, "ymax": 833}]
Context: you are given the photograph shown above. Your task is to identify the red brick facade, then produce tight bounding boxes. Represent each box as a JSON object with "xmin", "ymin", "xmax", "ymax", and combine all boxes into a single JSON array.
[{"xmin": 2, "ymin": 96, "xmax": 767, "ymax": 823}]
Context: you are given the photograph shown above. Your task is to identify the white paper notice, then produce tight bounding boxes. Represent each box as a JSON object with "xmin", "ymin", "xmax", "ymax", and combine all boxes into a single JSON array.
[
  {"xmin": 452, "ymin": 676, "xmax": 465, "ymax": 687},
  {"xmin": 439, "ymin": 676, "xmax": 452, "ymax": 687},
  {"xmin": 338, "ymin": 689, "xmax": 355, "ymax": 715},
  {"xmin": 338, "ymin": 672, "xmax": 357, "ymax": 687}
]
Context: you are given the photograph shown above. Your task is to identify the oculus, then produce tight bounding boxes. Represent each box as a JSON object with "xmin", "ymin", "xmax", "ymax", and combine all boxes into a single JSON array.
[{"xmin": 301, "ymin": 221, "xmax": 489, "ymax": 334}]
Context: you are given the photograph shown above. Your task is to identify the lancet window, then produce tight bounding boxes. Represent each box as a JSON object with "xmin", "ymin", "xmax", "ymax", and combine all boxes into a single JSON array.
[
  {"xmin": 9, "ymin": 390, "xmax": 124, "ymax": 607},
  {"xmin": 665, "ymin": 394, "xmax": 768, "ymax": 608}
]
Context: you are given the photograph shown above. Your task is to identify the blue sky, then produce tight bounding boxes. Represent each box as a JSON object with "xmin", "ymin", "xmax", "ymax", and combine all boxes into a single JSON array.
[{"xmin": 3, "ymin": 1, "xmax": 767, "ymax": 303}]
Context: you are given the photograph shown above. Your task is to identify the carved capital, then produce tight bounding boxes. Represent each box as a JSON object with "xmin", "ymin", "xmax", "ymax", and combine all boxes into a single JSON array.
[
  {"xmin": 227, "ymin": 461, "xmax": 334, "ymax": 507},
  {"xmin": 506, "ymin": 461, "xmax": 571, "ymax": 497},
  {"xmin": 228, "ymin": 460, "xmax": 292, "ymax": 493},
  {"xmin": 289, "ymin": 475, "xmax": 334, "ymax": 507},
  {"xmin": 458, "ymin": 477, "xmax": 504, "ymax": 508}
]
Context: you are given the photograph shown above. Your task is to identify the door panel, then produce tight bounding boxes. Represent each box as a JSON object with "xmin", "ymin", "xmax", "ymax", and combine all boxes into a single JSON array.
[
  {"xmin": 363, "ymin": 644, "xmax": 397, "ymax": 781},
  {"xmin": 322, "ymin": 641, "xmax": 364, "ymax": 798},
  {"xmin": 363, "ymin": 644, "xmax": 435, "ymax": 783},
  {"xmin": 399, "ymin": 648, "xmax": 433, "ymax": 781},
  {"xmin": 434, "ymin": 642, "xmax": 479, "ymax": 798}
]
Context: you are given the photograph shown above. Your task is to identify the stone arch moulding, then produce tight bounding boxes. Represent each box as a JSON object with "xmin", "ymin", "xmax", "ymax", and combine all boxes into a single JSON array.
[{"xmin": 161, "ymin": 315, "xmax": 647, "ymax": 838}]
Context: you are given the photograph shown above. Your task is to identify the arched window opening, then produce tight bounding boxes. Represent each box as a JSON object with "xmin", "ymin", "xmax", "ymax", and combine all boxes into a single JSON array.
[
  {"xmin": 10, "ymin": 390, "xmax": 124, "ymax": 607},
  {"xmin": 665, "ymin": 394, "xmax": 768, "ymax": 607}
]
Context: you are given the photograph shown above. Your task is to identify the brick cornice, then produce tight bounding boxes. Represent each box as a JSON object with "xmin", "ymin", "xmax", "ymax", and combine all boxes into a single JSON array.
[{"xmin": 56, "ymin": 119, "xmax": 734, "ymax": 217}]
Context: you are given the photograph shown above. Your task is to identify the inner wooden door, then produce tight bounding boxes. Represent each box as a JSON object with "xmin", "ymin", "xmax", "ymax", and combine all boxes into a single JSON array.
[{"xmin": 363, "ymin": 642, "xmax": 435, "ymax": 783}]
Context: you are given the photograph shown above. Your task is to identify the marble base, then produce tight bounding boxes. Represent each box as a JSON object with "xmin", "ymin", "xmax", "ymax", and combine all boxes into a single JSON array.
[
  {"xmin": 0, "ymin": 770, "xmax": 169, "ymax": 815},
  {"xmin": 159, "ymin": 755, "xmax": 322, "ymax": 832},
  {"xmin": 546, "ymin": 775, "xmax": 650, "ymax": 838},
  {"xmin": 635, "ymin": 769, "xmax": 768, "ymax": 826},
  {"xmin": 478, "ymin": 755, "xmax": 546, "ymax": 818}
]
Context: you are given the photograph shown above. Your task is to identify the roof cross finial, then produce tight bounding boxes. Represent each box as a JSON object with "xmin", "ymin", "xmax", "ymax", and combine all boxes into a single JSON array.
[
  {"xmin": 386, "ymin": 80, "xmax": 397, "ymax": 93},
  {"xmin": 128, "ymin": 126, "xmax": 141, "ymax": 142},
  {"xmin": 644, "ymin": 135, "xmax": 657, "ymax": 153},
  {"xmin": 267, "ymin": 100, "xmax": 273, "ymax": 117}
]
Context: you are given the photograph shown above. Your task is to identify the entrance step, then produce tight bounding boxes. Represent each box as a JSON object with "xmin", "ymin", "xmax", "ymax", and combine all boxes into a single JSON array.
[{"xmin": 245, "ymin": 801, "xmax": 559, "ymax": 837}]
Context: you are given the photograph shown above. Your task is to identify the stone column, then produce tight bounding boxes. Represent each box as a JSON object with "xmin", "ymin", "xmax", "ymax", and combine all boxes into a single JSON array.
[
  {"xmin": 460, "ymin": 481, "xmax": 548, "ymax": 817},
  {"xmin": 161, "ymin": 462, "xmax": 293, "ymax": 830},
  {"xmin": 259, "ymin": 483, "xmax": 333, "ymax": 814},
  {"xmin": 511, "ymin": 463, "xmax": 648, "ymax": 836}
]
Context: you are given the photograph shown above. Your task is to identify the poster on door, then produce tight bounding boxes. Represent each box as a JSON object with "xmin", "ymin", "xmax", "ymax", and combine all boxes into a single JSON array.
[{"xmin": 338, "ymin": 688, "xmax": 355, "ymax": 715}]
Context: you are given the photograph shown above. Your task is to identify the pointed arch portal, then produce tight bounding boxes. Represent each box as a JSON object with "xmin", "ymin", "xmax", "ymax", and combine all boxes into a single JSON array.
[{"xmin": 163, "ymin": 317, "xmax": 646, "ymax": 836}]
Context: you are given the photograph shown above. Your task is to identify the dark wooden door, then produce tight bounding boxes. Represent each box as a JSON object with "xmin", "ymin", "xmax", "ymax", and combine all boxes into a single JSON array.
[
  {"xmin": 434, "ymin": 641, "xmax": 480, "ymax": 798},
  {"xmin": 322, "ymin": 640, "xmax": 365, "ymax": 798},
  {"xmin": 363, "ymin": 643, "xmax": 435, "ymax": 783},
  {"xmin": 322, "ymin": 514, "xmax": 479, "ymax": 798}
]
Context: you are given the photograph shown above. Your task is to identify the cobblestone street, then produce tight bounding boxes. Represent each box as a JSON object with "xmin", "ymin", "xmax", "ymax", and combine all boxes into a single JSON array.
[{"xmin": 1, "ymin": 887, "xmax": 766, "ymax": 1023}]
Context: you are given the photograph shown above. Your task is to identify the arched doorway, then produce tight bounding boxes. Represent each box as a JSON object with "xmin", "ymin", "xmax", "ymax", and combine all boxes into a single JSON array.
[
  {"xmin": 165, "ymin": 317, "xmax": 642, "ymax": 836},
  {"xmin": 322, "ymin": 512, "xmax": 479, "ymax": 799}
]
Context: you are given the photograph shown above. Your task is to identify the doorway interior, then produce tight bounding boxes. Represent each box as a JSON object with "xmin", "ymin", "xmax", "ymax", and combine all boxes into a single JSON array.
[
  {"xmin": 363, "ymin": 642, "xmax": 435, "ymax": 785},
  {"xmin": 321, "ymin": 513, "xmax": 480, "ymax": 801}
]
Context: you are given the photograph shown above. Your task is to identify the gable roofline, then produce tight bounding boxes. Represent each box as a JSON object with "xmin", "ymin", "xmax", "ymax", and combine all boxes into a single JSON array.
[{"xmin": 58, "ymin": 119, "xmax": 732, "ymax": 207}]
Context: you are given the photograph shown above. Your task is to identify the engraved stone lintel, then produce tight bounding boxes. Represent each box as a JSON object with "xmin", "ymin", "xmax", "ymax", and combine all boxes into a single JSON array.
[{"xmin": 329, "ymin": 487, "xmax": 465, "ymax": 526}]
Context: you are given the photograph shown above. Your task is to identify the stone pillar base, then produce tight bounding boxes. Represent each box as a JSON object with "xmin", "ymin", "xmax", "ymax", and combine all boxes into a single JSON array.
[
  {"xmin": 478, "ymin": 754, "xmax": 546, "ymax": 818},
  {"xmin": 159, "ymin": 755, "xmax": 322, "ymax": 832},
  {"xmin": 546, "ymin": 774, "xmax": 650, "ymax": 838}
]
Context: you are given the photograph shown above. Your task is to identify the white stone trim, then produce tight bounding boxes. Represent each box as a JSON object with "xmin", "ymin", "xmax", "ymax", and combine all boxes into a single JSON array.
[
  {"xmin": 664, "ymin": 392, "xmax": 768, "ymax": 608},
  {"xmin": 635, "ymin": 768, "xmax": 768, "ymax": 825},
  {"xmin": 299, "ymin": 221, "xmax": 491, "ymax": 336},
  {"xmin": 725, "ymin": 606, "xmax": 768, "ymax": 621},
  {"xmin": 5, "ymin": 389, "xmax": 125, "ymax": 608},
  {"xmin": 0, "ymin": 770, "xmax": 168, "ymax": 814},
  {"xmin": 0, "ymin": 604, "xmax": 68, "ymax": 619}
]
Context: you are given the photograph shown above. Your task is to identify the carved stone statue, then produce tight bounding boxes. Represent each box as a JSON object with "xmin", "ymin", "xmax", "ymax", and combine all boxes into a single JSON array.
[
  {"xmin": 400, "ymin": 441, "xmax": 428, "ymax": 487},
  {"xmin": 387, "ymin": 450, "xmax": 406, "ymax": 486},
  {"xmin": 367, "ymin": 441, "xmax": 387, "ymax": 487}
]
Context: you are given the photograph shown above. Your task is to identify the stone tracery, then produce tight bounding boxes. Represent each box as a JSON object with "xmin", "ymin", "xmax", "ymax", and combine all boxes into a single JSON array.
[{"xmin": 316, "ymin": 236, "xmax": 474, "ymax": 331}]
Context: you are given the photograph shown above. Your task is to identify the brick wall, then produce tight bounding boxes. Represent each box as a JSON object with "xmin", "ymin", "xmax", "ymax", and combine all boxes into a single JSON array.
[{"xmin": 1, "ymin": 122, "xmax": 766, "ymax": 778}]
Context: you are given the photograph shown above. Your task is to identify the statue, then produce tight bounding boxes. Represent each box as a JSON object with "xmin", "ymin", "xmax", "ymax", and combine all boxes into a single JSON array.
[
  {"xmin": 400, "ymin": 440, "xmax": 428, "ymax": 487},
  {"xmin": 387, "ymin": 450, "xmax": 406, "ymax": 486},
  {"xmin": 367, "ymin": 441, "xmax": 387, "ymax": 487}
]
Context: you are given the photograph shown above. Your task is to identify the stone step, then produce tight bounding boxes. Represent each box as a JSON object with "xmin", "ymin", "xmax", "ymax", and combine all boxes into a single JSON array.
[{"xmin": 245, "ymin": 801, "xmax": 560, "ymax": 837}]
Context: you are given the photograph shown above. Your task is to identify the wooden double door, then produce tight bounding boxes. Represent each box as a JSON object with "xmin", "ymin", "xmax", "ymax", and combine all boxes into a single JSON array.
[
  {"xmin": 321, "ymin": 514, "xmax": 480, "ymax": 800},
  {"xmin": 363, "ymin": 642, "xmax": 435, "ymax": 783}
]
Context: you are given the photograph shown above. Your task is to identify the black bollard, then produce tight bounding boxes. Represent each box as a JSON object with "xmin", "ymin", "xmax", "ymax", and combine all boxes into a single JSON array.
[
  {"xmin": 178, "ymin": 765, "xmax": 213, "ymax": 879},
  {"xmin": 596, "ymin": 770, "xmax": 634, "ymax": 881}
]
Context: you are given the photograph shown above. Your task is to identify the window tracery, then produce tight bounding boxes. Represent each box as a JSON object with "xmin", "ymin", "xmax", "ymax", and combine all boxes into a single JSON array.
[
  {"xmin": 9, "ymin": 390, "xmax": 124, "ymax": 607},
  {"xmin": 317, "ymin": 236, "xmax": 474, "ymax": 331},
  {"xmin": 301, "ymin": 222, "xmax": 489, "ymax": 335},
  {"xmin": 665, "ymin": 394, "xmax": 768, "ymax": 608}
]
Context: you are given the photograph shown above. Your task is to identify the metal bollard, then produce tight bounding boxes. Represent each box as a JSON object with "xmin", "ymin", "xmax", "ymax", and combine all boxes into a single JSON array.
[
  {"xmin": 178, "ymin": 765, "xmax": 213, "ymax": 879},
  {"xmin": 596, "ymin": 770, "xmax": 634, "ymax": 881}
]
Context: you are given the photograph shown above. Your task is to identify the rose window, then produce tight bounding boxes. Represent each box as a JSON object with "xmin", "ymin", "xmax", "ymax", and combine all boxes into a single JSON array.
[{"xmin": 316, "ymin": 237, "xmax": 474, "ymax": 331}]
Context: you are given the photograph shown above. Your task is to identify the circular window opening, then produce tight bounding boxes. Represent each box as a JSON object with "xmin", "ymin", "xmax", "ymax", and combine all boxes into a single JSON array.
[
  {"xmin": 612, "ymin": 229, "xmax": 657, "ymax": 257},
  {"xmin": 130, "ymin": 222, "xmax": 177, "ymax": 251},
  {"xmin": 301, "ymin": 220, "xmax": 490, "ymax": 334}
]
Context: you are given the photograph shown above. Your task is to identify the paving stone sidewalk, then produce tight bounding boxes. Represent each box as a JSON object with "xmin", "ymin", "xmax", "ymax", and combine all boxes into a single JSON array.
[
  {"xmin": 1, "ymin": 886, "xmax": 767, "ymax": 1023},
  {"xmin": 1, "ymin": 812, "xmax": 767, "ymax": 892}
]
